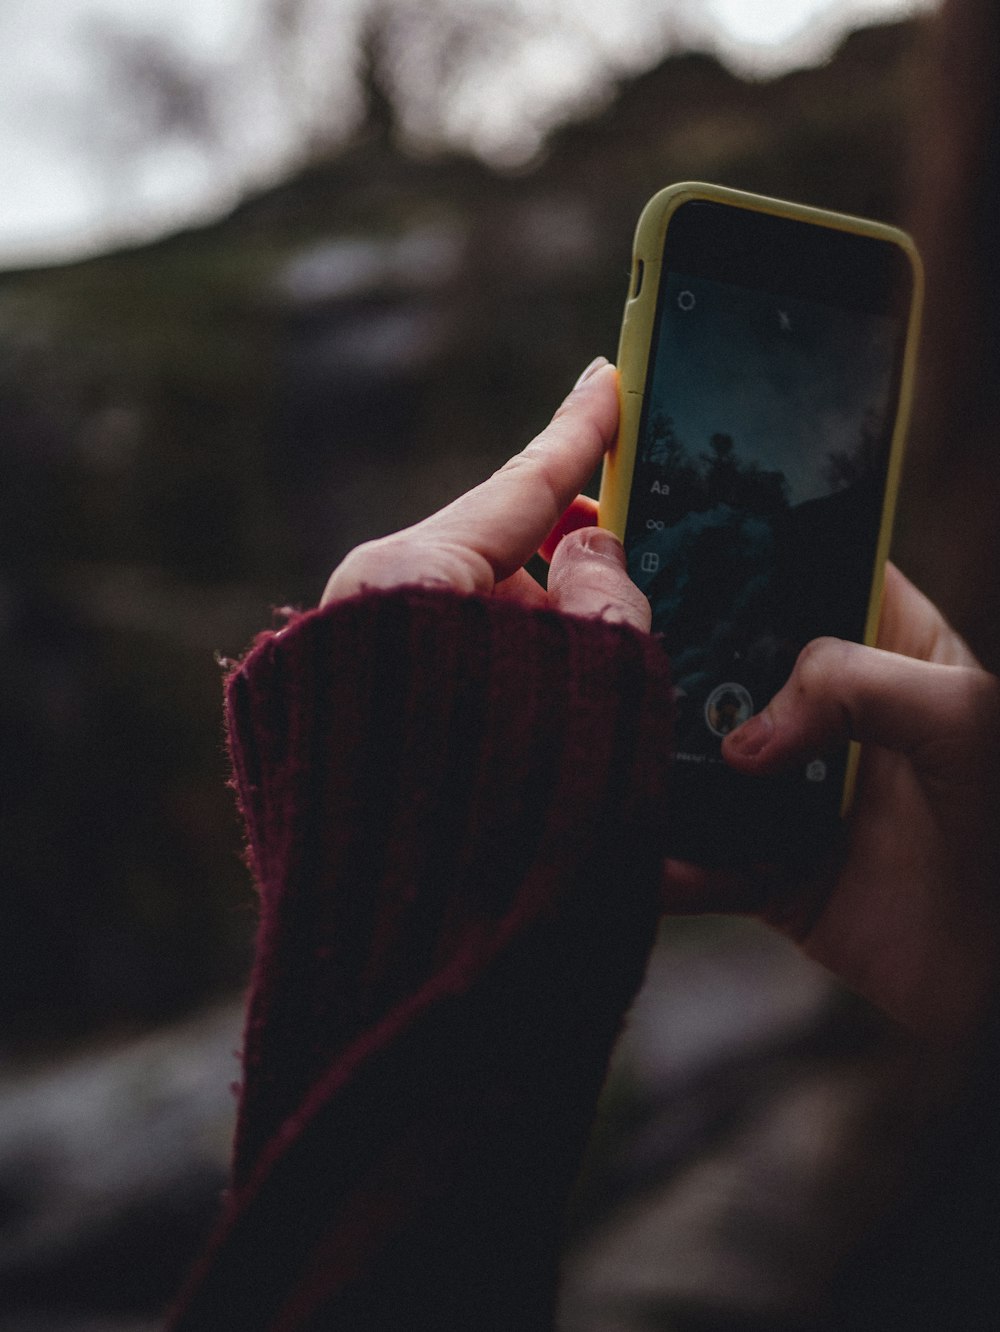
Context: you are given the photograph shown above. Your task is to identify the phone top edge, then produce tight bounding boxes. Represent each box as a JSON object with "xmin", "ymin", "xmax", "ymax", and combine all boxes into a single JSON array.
[
  {"xmin": 602, "ymin": 182, "xmax": 923, "ymax": 546},
  {"xmin": 633, "ymin": 182, "xmax": 921, "ymax": 256}
]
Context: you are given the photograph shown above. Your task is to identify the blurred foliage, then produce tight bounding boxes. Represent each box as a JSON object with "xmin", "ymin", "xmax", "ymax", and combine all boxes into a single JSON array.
[{"xmin": 0, "ymin": 16, "xmax": 927, "ymax": 1048}]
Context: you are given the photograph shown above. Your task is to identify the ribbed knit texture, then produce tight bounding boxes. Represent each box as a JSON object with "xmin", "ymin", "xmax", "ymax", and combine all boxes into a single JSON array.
[{"xmin": 170, "ymin": 587, "xmax": 673, "ymax": 1330}]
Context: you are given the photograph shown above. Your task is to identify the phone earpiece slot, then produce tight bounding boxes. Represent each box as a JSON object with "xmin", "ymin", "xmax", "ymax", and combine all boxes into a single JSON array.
[{"xmin": 632, "ymin": 258, "xmax": 644, "ymax": 298}]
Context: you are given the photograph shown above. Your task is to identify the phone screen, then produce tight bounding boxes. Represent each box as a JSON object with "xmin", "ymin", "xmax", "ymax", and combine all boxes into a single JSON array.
[{"xmin": 623, "ymin": 200, "xmax": 915, "ymax": 862}]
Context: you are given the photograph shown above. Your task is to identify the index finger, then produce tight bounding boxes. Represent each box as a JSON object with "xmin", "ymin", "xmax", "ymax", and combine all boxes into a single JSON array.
[
  {"xmin": 411, "ymin": 359, "xmax": 618, "ymax": 586},
  {"xmin": 322, "ymin": 360, "xmax": 618, "ymax": 605}
]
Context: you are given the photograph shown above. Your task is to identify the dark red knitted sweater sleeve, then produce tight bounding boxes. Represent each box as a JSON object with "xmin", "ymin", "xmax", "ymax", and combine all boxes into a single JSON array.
[{"xmin": 171, "ymin": 587, "xmax": 673, "ymax": 1330}]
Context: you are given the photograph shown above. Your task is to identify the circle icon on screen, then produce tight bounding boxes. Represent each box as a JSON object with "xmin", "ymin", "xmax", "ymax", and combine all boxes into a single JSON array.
[
  {"xmin": 705, "ymin": 683, "xmax": 753, "ymax": 738},
  {"xmin": 677, "ymin": 289, "xmax": 696, "ymax": 312}
]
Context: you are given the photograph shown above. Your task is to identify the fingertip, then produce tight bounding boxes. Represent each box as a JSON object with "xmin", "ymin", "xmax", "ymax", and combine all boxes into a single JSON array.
[
  {"xmin": 723, "ymin": 639, "xmax": 855, "ymax": 775},
  {"xmin": 722, "ymin": 709, "xmax": 775, "ymax": 766},
  {"xmin": 555, "ymin": 524, "xmax": 628, "ymax": 571},
  {"xmin": 553, "ymin": 359, "xmax": 618, "ymax": 441},
  {"xmin": 573, "ymin": 355, "xmax": 611, "ymax": 389}
]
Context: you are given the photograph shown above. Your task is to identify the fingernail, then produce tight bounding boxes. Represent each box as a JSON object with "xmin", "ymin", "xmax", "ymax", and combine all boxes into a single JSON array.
[
  {"xmin": 575, "ymin": 527, "xmax": 625, "ymax": 562},
  {"xmin": 574, "ymin": 356, "xmax": 609, "ymax": 389},
  {"xmin": 725, "ymin": 709, "xmax": 773, "ymax": 758}
]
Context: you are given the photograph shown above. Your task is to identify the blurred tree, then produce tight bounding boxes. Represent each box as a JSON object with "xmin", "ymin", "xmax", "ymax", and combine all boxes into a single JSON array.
[
  {"xmin": 356, "ymin": 4, "xmax": 400, "ymax": 146},
  {"xmin": 262, "ymin": 0, "xmax": 315, "ymax": 120},
  {"xmin": 78, "ymin": 20, "xmax": 225, "ymax": 220},
  {"xmin": 256, "ymin": 0, "xmax": 602, "ymax": 165}
]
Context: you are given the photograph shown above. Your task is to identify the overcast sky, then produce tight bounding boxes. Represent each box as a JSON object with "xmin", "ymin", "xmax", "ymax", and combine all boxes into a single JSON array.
[{"xmin": 0, "ymin": 0, "xmax": 936, "ymax": 266}]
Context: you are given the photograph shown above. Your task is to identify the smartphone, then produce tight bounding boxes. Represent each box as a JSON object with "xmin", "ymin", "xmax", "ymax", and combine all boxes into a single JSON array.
[{"xmin": 599, "ymin": 183, "xmax": 922, "ymax": 865}]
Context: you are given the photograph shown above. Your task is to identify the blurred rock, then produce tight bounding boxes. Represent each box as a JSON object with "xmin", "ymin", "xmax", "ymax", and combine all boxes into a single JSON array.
[
  {"xmin": 276, "ymin": 222, "xmax": 464, "ymax": 308},
  {"xmin": 559, "ymin": 921, "xmax": 918, "ymax": 1331},
  {"xmin": 0, "ymin": 1003, "xmax": 241, "ymax": 1326}
]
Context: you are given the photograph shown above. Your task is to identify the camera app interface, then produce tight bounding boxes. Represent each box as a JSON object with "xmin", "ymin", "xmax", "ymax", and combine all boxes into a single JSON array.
[{"xmin": 625, "ymin": 269, "xmax": 901, "ymax": 773}]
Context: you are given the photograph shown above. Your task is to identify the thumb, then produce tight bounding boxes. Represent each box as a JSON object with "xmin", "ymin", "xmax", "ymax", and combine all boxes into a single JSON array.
[
  {"xmin": 546, "ymin": 527, "xmax": 651, "ymax": 632},
  {"xmin": 723, "ymin": 635, "xmax": 1000, "ymax": 787}
]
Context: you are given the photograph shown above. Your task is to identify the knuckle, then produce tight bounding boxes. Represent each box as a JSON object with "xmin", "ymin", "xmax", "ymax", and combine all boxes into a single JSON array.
[
  {"xmin": 324, "ymin": 539, "xmax": 379, "ymax": 588},
  {"xmin": 549, "ymin": 397, "xmax": 573, "ymax": 424},
  {"xmin": 792, "ymin": 636, "xmax": 847, "ymax": 692},
  {"xmin": 336, "ymin": 536, "xmax": 401, "ymax": 580},
  {"xmin": 327, "ymin": 534, "xmax": 482, "ymax": 599},
  {"xmin": 494, "ymin": 444, "xmax": 564, "ymax": 509},
  {"xmin": 495, "ymin": 443, "xmax": 537, "ymax": 476},
  {"xmin": 493, "ymin": 451, "xmax": 530, "ymax": 478}
]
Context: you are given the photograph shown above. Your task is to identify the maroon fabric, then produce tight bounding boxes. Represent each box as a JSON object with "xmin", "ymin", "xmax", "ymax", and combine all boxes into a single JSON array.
[{"xmin": 170, "ymin": 587, "xmax": 673, "ymax": 1329}]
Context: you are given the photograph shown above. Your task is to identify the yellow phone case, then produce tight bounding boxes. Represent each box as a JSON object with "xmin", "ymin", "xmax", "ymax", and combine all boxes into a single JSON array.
[{"xmin": 598, "ymin": 182, "xmax": 924, "ymax": 815}]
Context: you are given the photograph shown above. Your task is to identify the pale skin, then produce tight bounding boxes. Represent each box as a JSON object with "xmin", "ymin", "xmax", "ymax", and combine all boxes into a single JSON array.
[{"xmin": 322, "ymin": 358, "xmax": 1000, "ymax": 1045}]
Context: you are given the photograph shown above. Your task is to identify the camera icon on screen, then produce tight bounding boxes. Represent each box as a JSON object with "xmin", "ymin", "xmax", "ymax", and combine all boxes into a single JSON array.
[{"xmin": 704, "ymin": 682, "xmax": 753, "ymax": 738}]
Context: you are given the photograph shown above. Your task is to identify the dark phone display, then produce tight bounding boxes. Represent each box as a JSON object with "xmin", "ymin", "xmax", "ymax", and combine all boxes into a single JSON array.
[{"xmin": 624, "ymin": 204, "xmax": 911, "ymax": 861}]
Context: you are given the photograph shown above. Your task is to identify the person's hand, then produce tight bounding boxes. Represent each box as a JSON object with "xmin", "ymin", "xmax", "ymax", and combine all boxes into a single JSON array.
[
  {"xmin": 665, "ymin": 562, "xmax": 1000, "ymax": 1043},
  {"xmin": 321, "ymin": 358, "xmax": 650, "ymax": 630}
]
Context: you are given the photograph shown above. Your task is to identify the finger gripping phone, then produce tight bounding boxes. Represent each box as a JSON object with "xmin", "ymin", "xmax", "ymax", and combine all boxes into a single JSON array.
[{"xmin": 599, "ymin": 183, "xmax": 922, "ymax": 865}]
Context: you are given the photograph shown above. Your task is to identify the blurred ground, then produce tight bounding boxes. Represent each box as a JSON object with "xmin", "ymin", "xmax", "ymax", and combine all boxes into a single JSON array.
[
  {"xmin": 558, "ymin": 922, "xmax": 915, "ymax": 1331},
  {"xmin": 0, "ymin": 923, "xmax": 918, "ymax": 1330}
]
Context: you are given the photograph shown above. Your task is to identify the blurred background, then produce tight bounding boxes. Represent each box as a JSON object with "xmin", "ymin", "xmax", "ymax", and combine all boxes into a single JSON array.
[{"xmin": 3, "ymin": 0, "xmax": 997, "ymax": 1327}]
